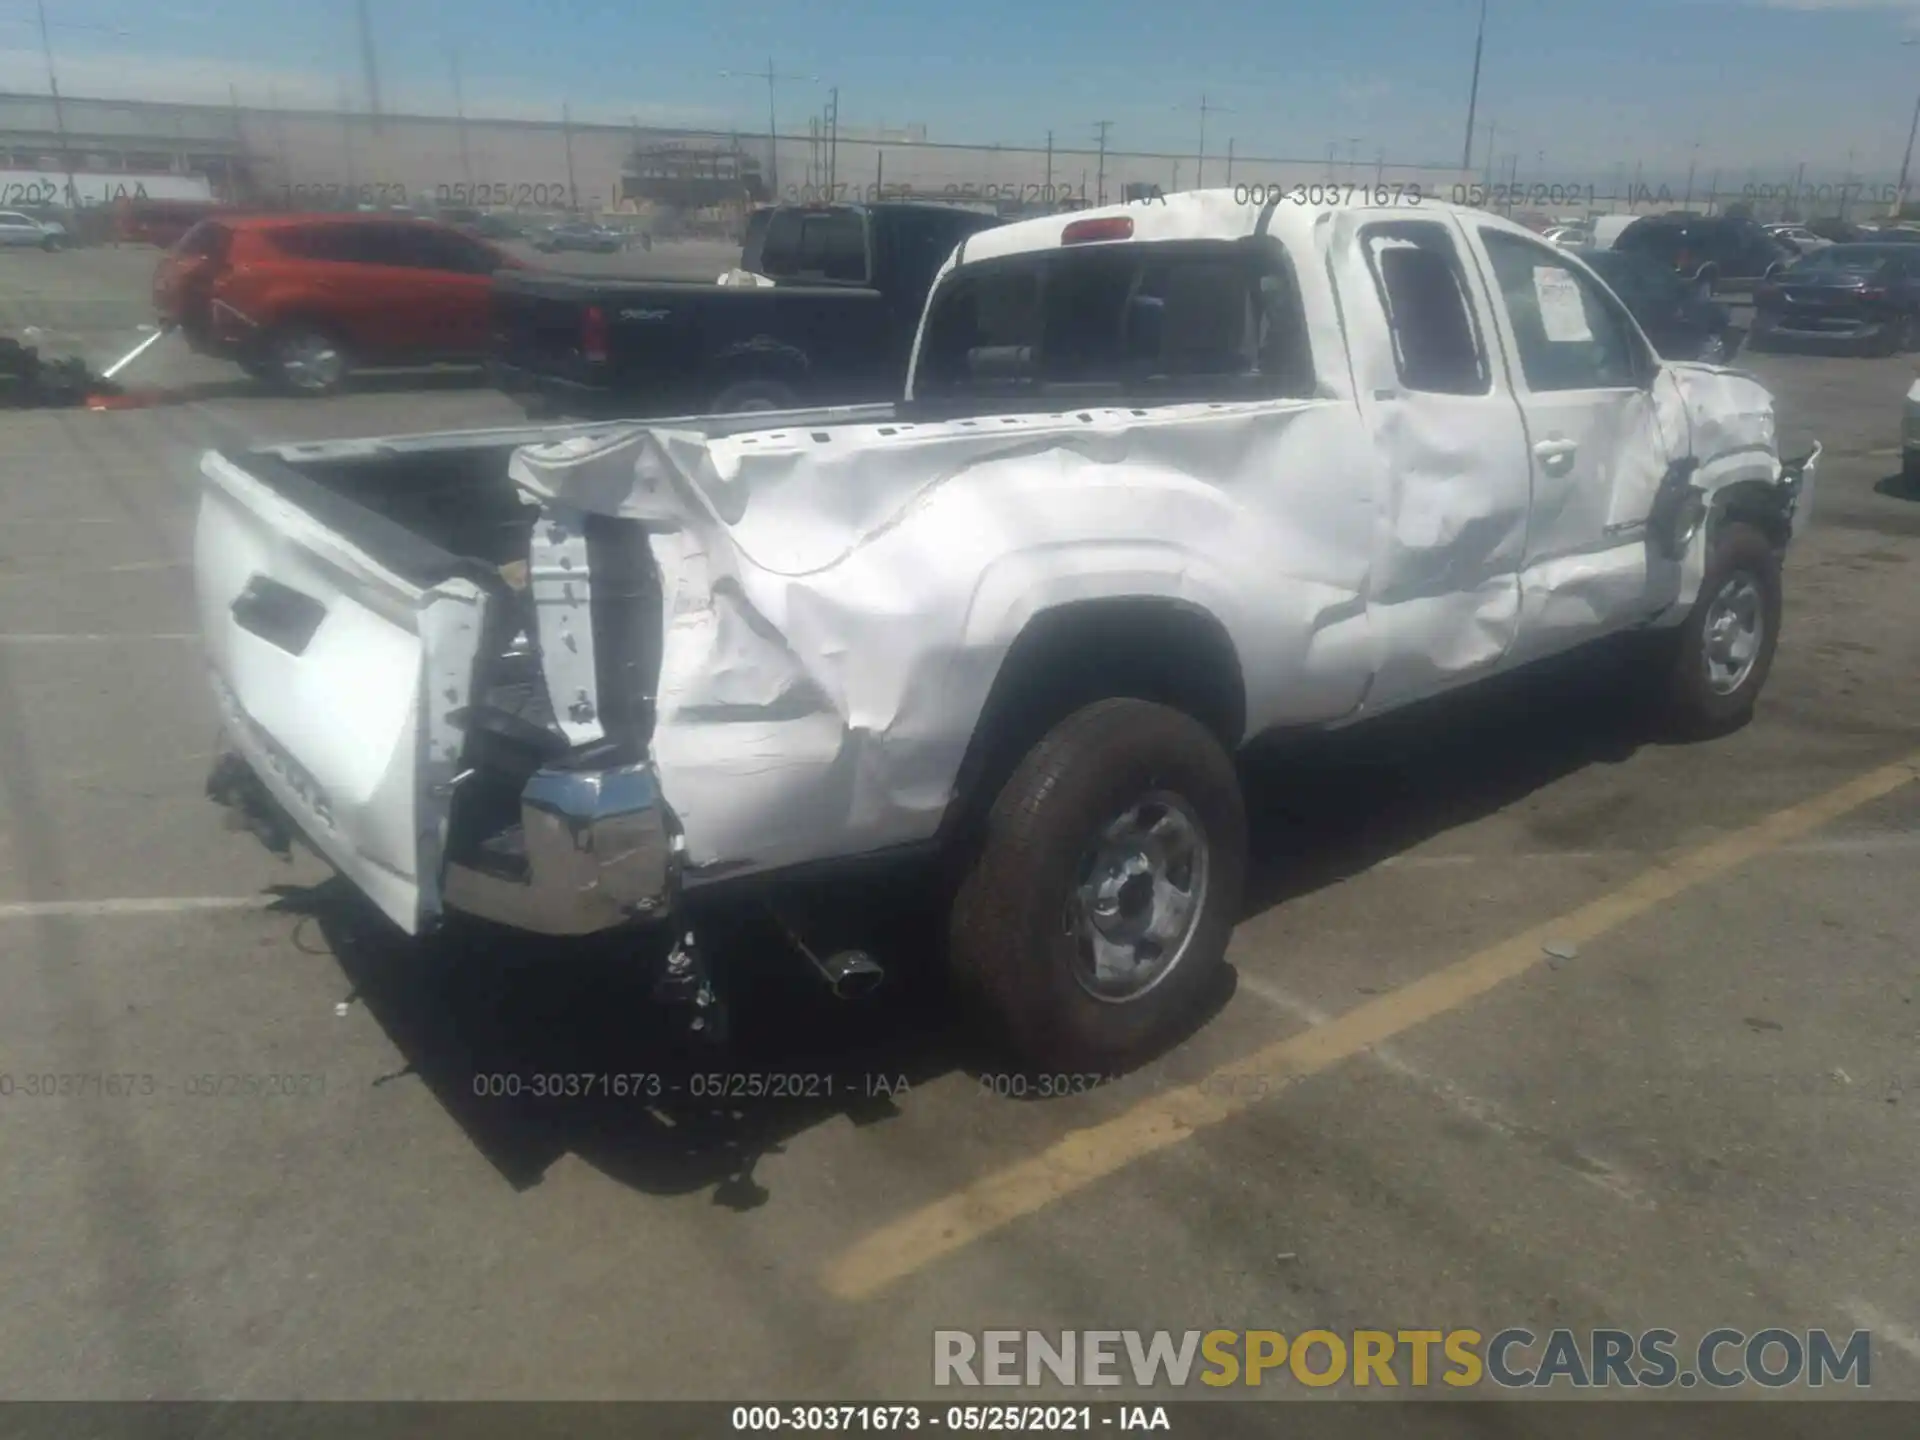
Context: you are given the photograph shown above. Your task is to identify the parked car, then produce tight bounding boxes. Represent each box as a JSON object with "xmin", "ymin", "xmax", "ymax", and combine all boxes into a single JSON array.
[
  {"xmin": 470, "ymin": 213, "xmax": 524, "ymax": 241},
  {"xmin": 0, "ymin": 209, "xmax": 66, "ymax": 250},
  {"xmin": 490, "ymin": 200, "xmax": 1008, "ymax": 419},
  {"xmin": 152, "ymin": 213, "xmax": 522, "ymax": 395},
  {"xmin": 1542, "ymin": 224, "xmax": 1590, "ymax": 248},
  {"xmin": 1613, "ymin": 213, "xmax": 1795, "ymax": 293},
  {"xmin": 1764, "ymin": 223, "xmax": 1832, "ymax": 256},
  {"xmin": 1804, "ymin": 217, "xmax": 1867, "ymax": 244},
  {"xmin": 1751, "ymin": 243, "xmax": 1920, "ymax": 354},
  {"xmin": 1571, "ymin": 247, "xmax": 1740, "ymax": 362},
  {"xmin": 534, "ymin": 221, "xmax": 625, "ymax": 254},
  {"xmin": 194, "ymin": 193, "xmax": 1816, "ymax": 1069},
  {"xmin": 1589, "ymin": 214, "xmax": 1641, "ymax": 250}
]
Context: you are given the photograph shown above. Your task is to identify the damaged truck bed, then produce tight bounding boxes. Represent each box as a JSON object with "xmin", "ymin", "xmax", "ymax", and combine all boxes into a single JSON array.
[{"xmin": 196, "ymin": 193, "xmax": 1816, "ymax": 1071}]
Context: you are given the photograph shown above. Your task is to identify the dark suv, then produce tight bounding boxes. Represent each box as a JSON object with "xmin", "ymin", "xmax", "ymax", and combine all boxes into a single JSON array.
[{"xmin": 1614, "ymin": 214, "xmax": 1795, "ymax": 294}]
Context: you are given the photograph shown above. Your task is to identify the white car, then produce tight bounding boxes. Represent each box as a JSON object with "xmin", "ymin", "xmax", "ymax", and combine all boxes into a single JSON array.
[
  {"xmin": 1765, "ymin": 224, "xmax": 1831, "ymax": 256},
  {"xmin": 1542, "ymin": 225, "xmax": 1591, "ymax": 248},
  {"xmin": 0, "ymin": 210, "xmax": 65, "ymax": 249},
  {"xmin": 192, "ymin": 192, "xmax": 1818, "ymax": 1068}
]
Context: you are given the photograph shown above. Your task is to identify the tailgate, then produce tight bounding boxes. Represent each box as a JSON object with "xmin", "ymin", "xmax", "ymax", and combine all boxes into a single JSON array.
[
  {"xmin": 491, "ymin": 278, "xmax": 593, "ymax": 374},
  {"xmin": 195, "ymin": 452, "xmax": 496, "ymax": 934}
]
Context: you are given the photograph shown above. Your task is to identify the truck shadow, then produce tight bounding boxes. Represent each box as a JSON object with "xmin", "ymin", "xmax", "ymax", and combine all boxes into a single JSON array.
[
  {"xmin": 270, "ymin": 874, "xmax": 971, "ymax": 1206},
  {"xmin": 270, "ymin": 638, "xmax": 1672, "ymax": 1205}
]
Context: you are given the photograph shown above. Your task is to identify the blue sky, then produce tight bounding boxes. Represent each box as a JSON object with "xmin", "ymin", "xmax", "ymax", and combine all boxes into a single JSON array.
[{"xmin": 4, "ymin": 0, "xmax": 1920, "ymax": 180}]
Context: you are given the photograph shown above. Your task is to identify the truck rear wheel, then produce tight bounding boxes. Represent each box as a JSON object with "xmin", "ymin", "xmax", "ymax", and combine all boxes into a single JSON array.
[
  {"xmin": 1654, "ymin": 519, "xmax": 1782, "ymax": 737},
  {"xmin": 948, "ymin": 698, "xmax": 1246, "ymax": 1073}
]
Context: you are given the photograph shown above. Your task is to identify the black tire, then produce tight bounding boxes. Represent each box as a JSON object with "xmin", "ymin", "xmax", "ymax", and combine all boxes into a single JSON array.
[
  {"xmin": 259, "ymin": 324, "xmax": 350, "ymax": 397},
  {"xmin": 1653, "ymin": 520, "xmax": 1783, "ymax": 738},
  {"xmin": 947, "ymin": 698, "xmax": 1247, "ymax": 1072},
  {"xmin": 710, "ymin": 378, "xmax": 801, "ymax": 413}
]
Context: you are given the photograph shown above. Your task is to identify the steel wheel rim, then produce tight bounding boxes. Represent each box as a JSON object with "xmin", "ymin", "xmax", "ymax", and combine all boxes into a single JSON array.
[
  {"xmin": 1065, "ymin": 790, "xmax": 1211, "ymax": 1004},
  {"xmin": 278, "ymin": 332, "xmax": 342, "ymax": 392},
  {"xmin": 1702, "ymin": 572, "xmax": 1764, "ymax": 695}
]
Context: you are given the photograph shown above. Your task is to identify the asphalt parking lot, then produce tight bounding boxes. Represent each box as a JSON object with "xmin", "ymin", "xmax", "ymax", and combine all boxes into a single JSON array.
[{"xmin": 1, "ymin": 240, "xmax": 1918, "ymax": 1419}]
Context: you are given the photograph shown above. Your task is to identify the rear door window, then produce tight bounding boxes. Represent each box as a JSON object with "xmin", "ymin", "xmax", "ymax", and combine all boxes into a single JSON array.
[
  {"xmin": 1356, "ymin": 220, "xmax": 1490, "ymax": 395},
  {"xmin": 266, "ymin": 224, "xmax": 381, "ymax": 263}
]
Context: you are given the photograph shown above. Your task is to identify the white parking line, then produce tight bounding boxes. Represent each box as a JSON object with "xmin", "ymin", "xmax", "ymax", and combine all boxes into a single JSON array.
[
  {"xmin": 0, "ymin": 896, "xmax": 274, "ymax": 920},
  {"xmin": 1374, "ymin": 832, "xmax": 1920, "ymax": 871},
  {"xmin": 0, "ymin": 633, "xmax": 197, "ymax": 643},
  {"xmin": 1236, "ymin": 976, "xmax": 1656, "ymax": 1209},
  {"xmin": 1841, "ymin": 1301, "xmax": 1920, "ymax": 1365}
]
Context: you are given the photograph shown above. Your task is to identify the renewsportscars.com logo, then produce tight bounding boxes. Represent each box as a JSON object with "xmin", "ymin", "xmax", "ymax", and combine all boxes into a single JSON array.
[{"xmin": 933, "ymin": 1328, "xmax": 1873, "ymax": 1390}]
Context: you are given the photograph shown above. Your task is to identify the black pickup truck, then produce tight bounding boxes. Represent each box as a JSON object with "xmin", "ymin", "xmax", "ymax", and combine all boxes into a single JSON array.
[{"xmin": 488, "ymin": 201, "xmax": 1005, "ymax": 418}]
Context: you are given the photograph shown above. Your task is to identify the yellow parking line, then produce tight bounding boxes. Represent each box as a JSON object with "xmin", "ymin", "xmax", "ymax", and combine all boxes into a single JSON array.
[{"xmin": 821, "ymin": 750, "xmax": 1920, "ymax": 1302}]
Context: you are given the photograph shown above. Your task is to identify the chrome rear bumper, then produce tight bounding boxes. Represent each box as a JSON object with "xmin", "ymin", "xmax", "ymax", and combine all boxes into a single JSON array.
[{"xmin": 441, "ymin": 763, "xmax": 683, "ymax": 936}]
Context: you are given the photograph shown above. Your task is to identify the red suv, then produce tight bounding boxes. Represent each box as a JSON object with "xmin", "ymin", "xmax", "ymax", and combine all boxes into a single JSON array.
[{"xmin": 153, "ymin": 213, "xmax": 522, "ymax": 395}]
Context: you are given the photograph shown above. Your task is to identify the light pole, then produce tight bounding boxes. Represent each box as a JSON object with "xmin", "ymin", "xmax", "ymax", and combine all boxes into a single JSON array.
[
  {"xmin": 721, "ymin": 61, "xmax": 818, "ymax": 198},
  {"xmin": 1461, "ymin": 0, "xmax": 1488, "ymax": 173},
  {"xmin": 355, "ymin": 0, "xmax": 382, "ymax": 132},
  {"xmin": 450, "ymin": 45, "xmax": 473, "ymax": 187},
  {"xmin": 1897, "ymin": 38, "xmax": 1920, "ymax": 218},
  {"xmin": 1094, "ymin": 119, "xmax": 1113, "ymax": 205},
  {"xmin": 32, "ymin": 0, "xmax": 77, "ymax": 210}
]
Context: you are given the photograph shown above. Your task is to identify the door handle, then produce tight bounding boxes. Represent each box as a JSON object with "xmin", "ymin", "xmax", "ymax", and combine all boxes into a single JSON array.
[{"xmin": 1533, "ymin": 437, "xmax": 1579, "ymax": 474}]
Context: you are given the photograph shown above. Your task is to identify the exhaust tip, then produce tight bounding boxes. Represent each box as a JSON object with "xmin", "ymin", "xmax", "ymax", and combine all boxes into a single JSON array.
[{"xmin": 822, "ymin": 950, "xmax": 885, "ymax": 1000}]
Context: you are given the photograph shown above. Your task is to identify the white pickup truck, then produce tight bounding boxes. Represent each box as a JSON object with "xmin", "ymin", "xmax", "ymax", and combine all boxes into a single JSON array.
[{"xmin": 196, "ymin": 192, "xmax": 1817, "ymax": 1070}]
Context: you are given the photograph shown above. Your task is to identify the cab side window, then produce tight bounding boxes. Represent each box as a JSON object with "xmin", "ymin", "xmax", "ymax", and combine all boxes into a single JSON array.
[{"xmin": 1479, "ymin": 229, "xmax": 1647, "ymax": 392}]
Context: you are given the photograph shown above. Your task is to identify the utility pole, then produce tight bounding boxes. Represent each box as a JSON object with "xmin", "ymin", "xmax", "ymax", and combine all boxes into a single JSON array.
[
  {"xmin": 227, "ymin": 82, "xmax": 244, "ymax": 202},
  {"xmin": 1461, "ymin": 0, "xmax": 1487, "ymax": 172},
  {"xmin": 1184, "ymin": 92, "xmax": 1231, "ymax": 188},
  {"xmin": 355, "ymin": 0, "xmax": 382, "ymax": 132},
  {"xmin": 33, "ymin": 0, "xmax": 77, "ymax": 210},
  {"xmin": 1045, "ymin": 130, "xmax": 1053, "ymax": 193},
  {"xmin": 1683, "ymin": 141, "xmax": 1698, "ymax": 210},
  {"xmin": 1226, "ymin": 137, "xmax": 1235, "ymax": 184},
  {"xmin": 561, "ymin": 102, "xmax": 579, "ymax": 211},
  {"xmin": 338, "ymin": 78, "xmax": 357, "ymax": 194},
  {"xmin": 721, "ymin": 60, "xmax": 818, "ymax": 199},
  {"xmin": 1094, "ymin": 119, "xmax": 1112, "ymax": 205},
  {"xmin": 451, "ymin": 46, "xmax": 473, "ymax": 186},
  {"xmin": 826, "ymin": 86, "xmax": 839, "ymax": 193},
  {"xmin": 1483, "ymin": 118, "xmax": 1498, "ymax": 191},
  {"xmin": 269, "ymin": 84, "xmax": 290, "ymax": 194}
]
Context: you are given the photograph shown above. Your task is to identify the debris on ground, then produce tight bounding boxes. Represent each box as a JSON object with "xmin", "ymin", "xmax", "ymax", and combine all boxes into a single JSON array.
[{"xmin": 0, "ymin": 335, "xmax": 122, "ymax": 409}]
